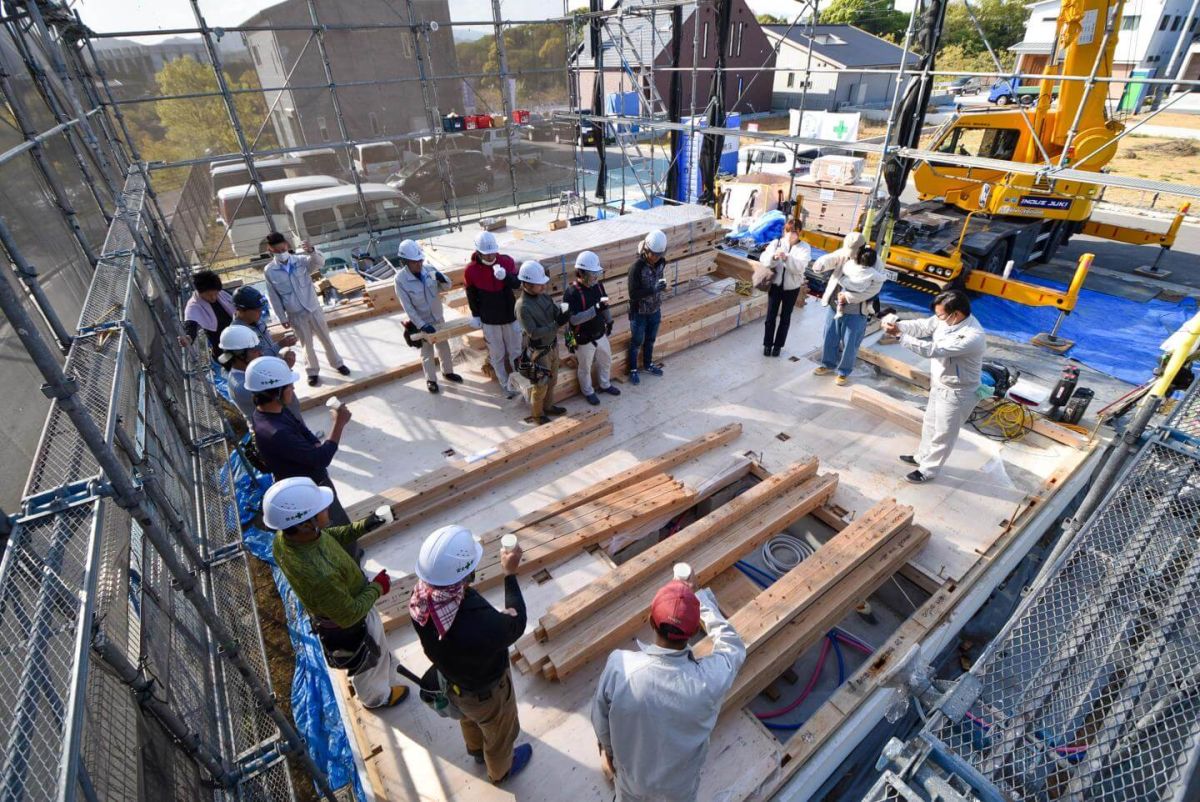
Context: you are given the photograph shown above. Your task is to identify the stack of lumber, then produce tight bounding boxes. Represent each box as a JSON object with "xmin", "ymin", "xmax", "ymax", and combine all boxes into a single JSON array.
[
  {"xmin": 510, "ymin": 458, "xmax": 840, "ymax": 680},
  {"xmin": 345, "ymin": 411, "xmax": 612, "ymax": 547},
  {"xmin": 375, "ymin": 423, "xmax": 744, "ymax": 630},
  {"xmin": 550, "ymin": 277, "xmax": 768, "ymax": 402},
  {"xmin": 691, "ymin": 499, "xmax": 927, "ymax": 713}
]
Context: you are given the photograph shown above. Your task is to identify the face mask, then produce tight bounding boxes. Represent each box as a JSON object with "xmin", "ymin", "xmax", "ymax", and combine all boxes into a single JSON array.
[
  {"xmin": 480, "ymin": 253, "xmax": 496, "ymax": 265},
  {"xmin": 274, "ymin": 252, "xmax": 290, "ymax": 265}
]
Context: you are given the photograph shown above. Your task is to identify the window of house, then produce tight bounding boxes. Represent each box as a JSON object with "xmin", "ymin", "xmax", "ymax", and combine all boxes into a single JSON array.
[
  {"xmin": 935, "ymin": 127, "xmax": 1021, "ymax": 161},
  {"xmin": 787, "ymin": 72, "xmax": 795, "ymax": 88},
  {"xmin": 1191, "ymin": 17, "xmax": 1198, "ymax": 31},
  {"xmin": 1161, "ymin": 15, "xmax": 1170, "ymax": 30},
  {"xmin": 369, "ymin": 112, "xmax": 380, "ymax": 136},
  {"xmin": 1121, "ymin": 14, "xmax": 1141, "ymax": 30},
  {"xmin": 1172, "ymin": 15, "xmax": 1182, "ymax": 31},
  {"xmin": 702, "ymin": 22, "xmax": 709, "ymax": 59},
  {"xmin": 735, "ymin": 22, "xmax": 745, "ymax": 57},
  {"xmin": 317, "ymin": 116, "xmax": 328, "ymax": 141},
  {"xmin": 729, "ymin": 24, "xmax": 736, "ymax": 56}
]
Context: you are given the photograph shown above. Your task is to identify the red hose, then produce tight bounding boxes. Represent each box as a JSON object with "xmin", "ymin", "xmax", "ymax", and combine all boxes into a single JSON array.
[{"xmin": 755, "ymin": 637, "xmax": 832, "ymax": 719}]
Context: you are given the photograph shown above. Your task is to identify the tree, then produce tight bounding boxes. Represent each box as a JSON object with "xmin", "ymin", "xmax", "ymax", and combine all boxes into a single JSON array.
[
  {"xmin": 757, "ymin": 14, "xmax": 788, "ymax": 24},
  {"xmin": 941, "ymin": 0, "xmax": 1029, "ymax": 63},
  {"xmin": 820, "ymin": 0, "xmax": 909, "ymax": 39},
  {"xmin": 138, "ymin": 56, "xmax": 276, "ymax": 165}
]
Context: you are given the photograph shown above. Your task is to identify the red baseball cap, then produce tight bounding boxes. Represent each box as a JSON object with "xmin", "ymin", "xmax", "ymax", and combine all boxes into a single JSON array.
[{"xmin": 650, "ymin": 580, "xmax": 701, "ymax": 640}]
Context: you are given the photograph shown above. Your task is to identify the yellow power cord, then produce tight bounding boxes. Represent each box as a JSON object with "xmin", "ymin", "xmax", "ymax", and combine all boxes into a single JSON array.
[{"xmin": 974, "ymin": 398, "xmax": 1032, "ymax": 441}]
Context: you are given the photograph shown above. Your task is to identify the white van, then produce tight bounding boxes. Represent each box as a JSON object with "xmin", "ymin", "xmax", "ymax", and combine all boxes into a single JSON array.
[
  {"xmin": 284, "ymin": 183, "xmax": 438, "ymax": 245},
  {"xmin": 217, "ymin": 175, "xmax": 344, "ymax": 257},
  {"xmin": 353, "ymin": 143, "xmax": 405, "ymax": 181},
  {"xmin": 738, "ymin": 142, "xmax": 821, "ymax": 177},
  {"xmin": 210, "ymin": 158, "xmax": 296, "ymax": 198}
]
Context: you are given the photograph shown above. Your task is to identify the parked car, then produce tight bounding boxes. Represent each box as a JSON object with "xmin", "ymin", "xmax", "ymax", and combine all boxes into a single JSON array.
[
  {"xmin": 988, "ymin": 79, "xmax": 1055, "ymax": 106},
  {"xmin": 466, "ymin": 127, "xmax": 542, "ymax": 166},
  {"xmin": 386, "ymin": 150, "xmax": 495, "ymax": 203},
  {"xmin": 948, "ymin": 77, "xmax": 983, "ymax": 96},
  {"xmin": 738, "ymin": 142, "xmax": 823, "ymax": 177}
]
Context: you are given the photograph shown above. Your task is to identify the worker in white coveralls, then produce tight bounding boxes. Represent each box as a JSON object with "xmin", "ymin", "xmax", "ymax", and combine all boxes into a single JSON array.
[
  {"xmin": 591, "ymin": 577, "xmax": 746, "ymax": 800},
  {"xmin": 883, "ymin": 289, "xmax": 986, "ymax": 484},
  {"xmin": 395, "ymin": 238, "xmax": 463, "ymax": 395},
  {"xmin": 262, "ymin": 231, "xmax": 351, "ymax": 387}
]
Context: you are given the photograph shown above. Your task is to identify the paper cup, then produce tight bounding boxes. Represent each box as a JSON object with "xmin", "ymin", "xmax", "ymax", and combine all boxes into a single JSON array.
[
  {"xmin": 501, "ymin": 534, "xmax": 518, "ymax": 551},
  {"xmin": 374, "ymin": 505, "xmax": 394, "ymax": 524},
  {"xmin": 673, "ymin": 562, "xmax": 693, "ymax": 582},
  {"xmin": 326, "ymin": 396, "xmax": 342, "ymax": 410}
]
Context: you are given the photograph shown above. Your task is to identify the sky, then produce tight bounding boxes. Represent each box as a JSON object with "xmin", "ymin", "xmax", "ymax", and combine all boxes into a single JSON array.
[{"xmin": 74, "ymin": 0, "xmax": 896, "ymax": 42}]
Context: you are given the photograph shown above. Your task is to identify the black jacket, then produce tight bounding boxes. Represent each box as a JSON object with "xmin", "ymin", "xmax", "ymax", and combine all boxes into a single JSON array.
[
  {"xmin": 413, "ymin": 575, "xmax": 527, "ymax": 692},
  {"xmin": 564, "ymin": 280, "xmax": 611, "ymax": 344},
  {"xmin": 627, "ymin": 256, "xmax": 666, "ymax": 316}
]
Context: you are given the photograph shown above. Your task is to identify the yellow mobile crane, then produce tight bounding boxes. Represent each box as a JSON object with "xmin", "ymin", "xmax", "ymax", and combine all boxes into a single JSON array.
[{"xmin": 804, "ymin": 0, "xmax": 1188, "ymax": 317}]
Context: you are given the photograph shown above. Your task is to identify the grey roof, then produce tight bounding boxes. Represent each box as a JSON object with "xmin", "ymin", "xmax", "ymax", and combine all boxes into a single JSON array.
[
  {"xmin": 573, "ymin": 0, "xmax": 694, "ymax": 70},
  {"xmin": 764, "ymin": 24, "xmax": 919, "ymax": 68}
]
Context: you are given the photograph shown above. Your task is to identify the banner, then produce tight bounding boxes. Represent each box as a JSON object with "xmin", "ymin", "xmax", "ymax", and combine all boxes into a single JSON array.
[{"xmin": 788, "ymin": 110, "xmax": 861, "ymax": 143}]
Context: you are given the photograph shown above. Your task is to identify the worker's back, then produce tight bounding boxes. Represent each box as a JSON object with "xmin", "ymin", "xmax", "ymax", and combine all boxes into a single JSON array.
[{"xmin": 591, "ymin": 587, "xmax": 745, "ymax": 801}]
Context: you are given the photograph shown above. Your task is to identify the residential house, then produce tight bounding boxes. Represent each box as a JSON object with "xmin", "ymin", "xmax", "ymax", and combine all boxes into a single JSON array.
[
  {"xmin": 571, "ymin": 0, "xmax": 776, "ymax": 118},
  {"xmin": 1012, "ymin": 0, "xmax": 1199, "ymax": 106},
  {"xmin": 763, "ymin": 24, "xmax": 919, "ymax": 112},
  {"xmin": 242, "ymin": 0, "xmax": 459, "ymax": 150}
]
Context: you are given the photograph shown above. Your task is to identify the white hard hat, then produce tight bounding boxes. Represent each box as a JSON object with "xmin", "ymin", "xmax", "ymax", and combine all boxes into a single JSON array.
[
  {"xmin": 262, "ymin": 476, "xmax": 334, "ymax": 530},
  {"xmin": 575, "ymin": 250, "xmax": 602, "ymax": 272},
  {"xmin": 643, "ymin": 229, "xmax": 668, "ymax": 254},
  {"xmin": 517, "ymin": 260, "xmax": 549, "ymax": 284},
  {"xmin": 397, "ymin": 239, "xmax": 424, "ymax": 261},
  {"xmin": 474, "ymin": 230, "xmax": 500, "ymax": 254},
  {"xmin": 415, "ymin": 524, "xmax": 484, "ymax": 586},
  {"xmin": 218, "ymin": 324, "xmax": 260, "ymax": 352},
  {"xmin": 244, "ymin": 355, "xmax": 302, "ymax": 392}
]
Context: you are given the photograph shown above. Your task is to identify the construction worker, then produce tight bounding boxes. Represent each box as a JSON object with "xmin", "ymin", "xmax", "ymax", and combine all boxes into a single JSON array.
[
  {"xmin": 266, "ymin": 476, "xmax": 407, "ymax": 710},
  {"xmin": 564, "ymin": 250, "xmax": 621, "ymax": 406},
  {"xmin": 883, "ymin": 289, "xmax": 986, "ymax": 484},
  {"xmin": 758, "ymin": 218, "xmax": 811, "ymax": 357},
  {"xmin": 220, "ymin": 324, "xmax": 304, "ymax": 423},
  {"xmin": 463, "ymin": 230, "xmax": 521, "ymax": 396},
  {"xmin": 181, "ymin": 269, "xmax": 235, "ymax": 358},
  {"xmin": 812, "ymin": 243, "xmax": 886, "ymax": 386},
  {"xmin": 626, "ymin": 229, "xmax": 669, "ymax": 385},
  {"xmin": 395, "ymin": 239, "xmax": 463, "ymax": 395},
  {"xmin": 246, "ymin": 355, "xmax": 352, "ymax": 527},
  {"xmin": 230, "ymin": 284, "xmax": 298, "ymax": 361},
  {"xmin": 514, "ymin": 260, "xmax": 569, "ymax": 425},
  {"xmin": 410, "ymin": 525, "xmax": 534, "ymax": 784},
  {"xmin": 262, "ymin": 231, "xmax": 351, "ymax": 387},
  {"xmin": 591, "ymin": 578, "xmax": 746, "ymax": 799}
]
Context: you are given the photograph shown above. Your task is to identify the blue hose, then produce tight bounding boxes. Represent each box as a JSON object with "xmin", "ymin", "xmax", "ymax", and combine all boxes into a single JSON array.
[{"xmin": 735, "ymin": 560, "xmax": 773, "ymax": 588}]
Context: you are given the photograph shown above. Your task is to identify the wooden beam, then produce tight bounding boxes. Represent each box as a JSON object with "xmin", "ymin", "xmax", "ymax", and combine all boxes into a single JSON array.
[
  {"xmin": 351, "ymin": 411, "xmax": 612, "ymax": 546},
  {"xmin": 811, "ymin": 505, "xmax": 942, "ymax": 595},
  {"xmin": 719, "ymin": 517, "xmax": 928, "ymax": 713},
  {"xmin": 857, "ymin": 345, "xmax": 932, "ymax": 390},
  {"xmin": 517, "ymin": 471, "xmax": 840, "ymax": 679},
  {"xmin": 849, "ymin": 385, "xmax": 924, "ymax": 435},
  {"xmin": 536, "ymin": 458, "xmax": 821, "ymax": 641},
  {"xmin": 297, "ymin": 360, "xmax": 424, "ymax": 411}
]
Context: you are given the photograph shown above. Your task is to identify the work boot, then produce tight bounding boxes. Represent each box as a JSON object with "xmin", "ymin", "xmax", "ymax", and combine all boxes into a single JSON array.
[
  {"xmin": 467, "ymin": 749, "xmax": 485, "ymax": 765},
  {"xmin": 545, "ymin": 405, "xmax": 567, "ymax": 416},
  {"xmin": 763, "ymin": 346, "xmax": 772, "ymax": 357},
  {"xmin": 771, "ymin": 346, "xmax": 781, "ymax": 357},
  {"xmin": 899, "ymin": 455, "xmax": 918, "ymax": 465},
  {"xmin": 835, "ymin": 375, "xmax": 848, "ymax": 386},
  {"xmin": 645, "ymin": 364, "xmax": 664, "ymax": 376},
  {"xmin": 630, "ymin": 370, "xmax": 640, "ymax": 385},
  {"xmin": 337, "ymin": 364, "xmax": 351, "ymax": 376},
  {"xmin": 427, "ymin": 380, "xmax": 439, "ymax": 394},
  {"xmin": 601, "ymin": 385, "xmax": 621, "ymax": 396},
  {"xmin": 812, "ymin": 366, "xmax": 832, "ymax": 376},
  {"xmin": 523, "ymin": 415, "xmax": 551, "ymax": 425},
  {"xmin": 308, "ymin": 375, "xmax": 320, "ymax": 386},
  {"xmin": 585, "ymin": 393, "xmax": 600, "ymax": 406},
  {"xmin": 443, "ymin": 372, "xmax": 464, "ymax": 383},
  {"xmin": 367, "ymin": 685, "xmax": 409, "ymax": 709},
  {"xmin": 493, "ymin": 744, "xmax": 533, "ymax": 785},
  {"xmin": 905, "ymin": 469, "xmax": 931, "ymax": 484}
]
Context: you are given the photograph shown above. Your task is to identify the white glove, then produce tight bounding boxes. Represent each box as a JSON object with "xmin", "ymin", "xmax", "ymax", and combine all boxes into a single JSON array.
[
  {"xmin": 492, "ymin": 265, "xmax": 507, "ymax": 280},
  {"xmin": 559, "ymin": 302, "xmax": 570, "ymax": 314},
  {"xmin": 468, "ymin": 316, "xmax": 481, "ymax": 328}
]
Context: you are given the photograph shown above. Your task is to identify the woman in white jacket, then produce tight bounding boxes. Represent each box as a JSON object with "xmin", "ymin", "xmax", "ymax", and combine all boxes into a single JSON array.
[
  {"xmin": 757, "ymin": 218, "xmax": 811, "ymax": 357},
  {"xmin": 811, "ymin": 241, "xmax": 887, "ymax": 385}
]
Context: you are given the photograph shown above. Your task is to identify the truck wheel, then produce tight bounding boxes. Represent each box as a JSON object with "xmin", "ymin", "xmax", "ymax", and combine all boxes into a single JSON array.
[
  {"xmin": 1018, "ymin": 94, "xmax": 1034, "ymax": 107},
  {"xmin": 977, "ymin": 240, "xmax": 1009, "ymax": 276},
  {"xmin": 996, "ymin": 95, "xmax": 1011, "ymax": 106}
]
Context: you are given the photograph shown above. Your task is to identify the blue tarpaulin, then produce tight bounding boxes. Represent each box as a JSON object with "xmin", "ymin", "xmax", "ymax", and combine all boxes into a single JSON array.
[
  {"xmin": 878, "ymin": 272, "xmax": 1192, "ymax": 386},
  {"xmin": 214, "ymin": 370, "xmax": 366, "ymax": 801},
  {"xmin": 725, "ymin": 210, "xmax": 786, "ymax": 246}
]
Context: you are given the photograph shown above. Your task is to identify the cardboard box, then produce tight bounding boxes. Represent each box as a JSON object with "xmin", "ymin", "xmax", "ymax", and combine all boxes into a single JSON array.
[{"xmin": 810, "ymin": 155, "xmax": 864, "ymax": 185}]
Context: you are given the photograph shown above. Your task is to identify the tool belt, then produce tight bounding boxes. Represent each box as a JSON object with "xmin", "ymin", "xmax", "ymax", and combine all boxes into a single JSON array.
[
  {"xmin": 418, "ymin": 666, "xmax": 465, "ymax": 720},
  {"xmin": 312, "ymin": 616, "xmax": 380, "ymax": 676},
  {"xmin": 514, "ymin": 345, "xmax": 554, "ymax": 384}
]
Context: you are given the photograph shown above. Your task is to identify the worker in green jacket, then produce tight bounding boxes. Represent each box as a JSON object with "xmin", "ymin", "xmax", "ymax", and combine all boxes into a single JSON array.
[{"xmin": 265, "ymin": 476, "xmax": 409, "ymax": 709}]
